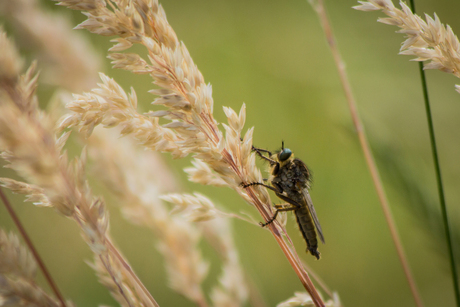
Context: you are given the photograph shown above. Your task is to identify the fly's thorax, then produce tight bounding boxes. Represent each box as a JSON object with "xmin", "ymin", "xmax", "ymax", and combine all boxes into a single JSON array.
[{"xmin": 272, "ymin": 158, "xmax": 311, "ymax": 198}]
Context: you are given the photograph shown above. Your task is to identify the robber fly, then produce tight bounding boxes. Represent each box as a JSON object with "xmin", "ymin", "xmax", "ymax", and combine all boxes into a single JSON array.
[{"xmin": 242, "ymin": 142, "xmax": 325, "ymax": 259}]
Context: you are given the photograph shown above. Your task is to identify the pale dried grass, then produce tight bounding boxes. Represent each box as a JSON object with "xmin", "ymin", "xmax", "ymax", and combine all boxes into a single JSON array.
[
  {"xmin": 0, "ymin": 230, "xmax": 72, "ymax": 307},
  {"xmin": 0, "ymin": 31, "xmax": 157, "ymax": 307},
  {"xmin": 355, "ymin": 0, "xmax": 460, "ymax": 92},
  {"xmin": 87, "ymin": 128, "xmax": 210, "ymax": 306},
  {"xmin": 54, "ymin": 0, "xmax": 325, "ymax": 305},
  {"xmin": 86, "ymin": 127, "xmax": 250, "ymax": 307},
  {"xmin": 0, "ymin": 0, "xmax": 453, "ymax": 305},
  {"xmin": 0, "ymin": 0, "xmax": 252, "ymax": 305},
  {"xmin": 201, "ymin": 218, "xmax": 248, "ymax": 307},
  {"xmin": 355, "ymin": 2, "xmax": 460, "ymax": 306},
  {"xmin": 0, "ymin": 0, "xmax": 342, "ymax": 306},
  {"xmin": 277, "ymin": 291, "xmax": 340, "ymax": 307},
  {"xmin": 0, "ymin": 30, "xmax": 24, "ymax": 81},
  {"xmin": 0, "ymin": 0, "xmax": 101, "ymax": 91}
]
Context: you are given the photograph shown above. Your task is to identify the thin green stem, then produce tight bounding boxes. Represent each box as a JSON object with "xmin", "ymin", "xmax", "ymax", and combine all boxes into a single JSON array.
[
  {"xmin": 408, "ymin": 1, "xmax": 460, "ymax": 305},
  {"xmin": 418, "ymin": 61, "xmax": 460, "ymax": 307},
  {"xmin": 0, "ymin": 188, "xmax": 67, "ymax": 307}
]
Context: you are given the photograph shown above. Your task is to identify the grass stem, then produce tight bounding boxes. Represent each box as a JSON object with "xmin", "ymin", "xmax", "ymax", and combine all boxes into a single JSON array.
[
  {"xmin": 244, "ymin": 186, "xmax": 326, "ymax": 307},
  {"xmin": 407, "ymin": 1, "xmax": 460, "ymax": 305},
  {"xmin": 308, "ymin": 1, "xmax": 424, "ymax": 306},
  {"xmin": 0, "ymin": 188, "xmax": 67, "ymax": 307}
]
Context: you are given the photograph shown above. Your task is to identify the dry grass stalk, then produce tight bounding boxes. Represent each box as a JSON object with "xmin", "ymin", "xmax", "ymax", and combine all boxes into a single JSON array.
[
  {"xmin": 200, "ymin": 218, "xmax": 249, "ymax": 307},
  {"xmin": 354, "ymin": 0, "xmax": 460, "ymax": 92},
  {"xmin": 0, "ymin": 29, "xmax": 24, "ymax": 81},
  {"xmin": 161, "ymin": 193, "xmax": 218, "ymax": 222},
  {"xmin": 184, "ymin": 159, "xmax": 229, "ymax": 188},
  {"xmin": 0, "ymin": 0, "xmax": 101, "ymax": 92},
  {"xmin": 354, "ymin": 1, "xmax": 460, "ymax": 306},
  {"xmin": 0, "ymin": 230, "xmax": 71, "ymax": 307},
  {"xmin": 307, "ymin": 1, "xmax": 424, "ymax": 307},
  {"xmin": 55, "ymin": 0, "xmax": 326, "ymax": 304},
  {"xmin": 0, "ymin": 32, "xmax": 157, "ymax": 307},
  {"xmin": 87, "ymin": 128, "xmax": 210, "ymax": 307},
  {"xmin": 87, "ymin": 127, "xmax": 250, "ymax": 307}
]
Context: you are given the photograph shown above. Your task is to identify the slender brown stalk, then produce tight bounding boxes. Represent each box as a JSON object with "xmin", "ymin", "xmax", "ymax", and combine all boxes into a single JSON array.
[
  {"xmin": 244, "ymin": 186, "xmax": 325, "ymax": 307},
  {"xmin": 0, "ymin": 188, "xmax": 67, "ymax": 307},
  {"xmin": 308, "ymin": 1, "xmax": 424, "ymax": 306},
  {"xmin": 220, "ymin": 147, "xmax": 325, "ymax": 306}
]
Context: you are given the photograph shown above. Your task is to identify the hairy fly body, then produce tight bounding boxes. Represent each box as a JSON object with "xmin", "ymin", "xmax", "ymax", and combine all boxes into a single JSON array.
[{"xmin": 243, "ymin": 142, "xmax": 325, "ymax": 259}]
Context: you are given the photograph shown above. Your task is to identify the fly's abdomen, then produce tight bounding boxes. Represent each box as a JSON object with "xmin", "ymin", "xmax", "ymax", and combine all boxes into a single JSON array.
[{"xmin": 295, "ymin": 206, "xmax": 320, "ymax": 260}]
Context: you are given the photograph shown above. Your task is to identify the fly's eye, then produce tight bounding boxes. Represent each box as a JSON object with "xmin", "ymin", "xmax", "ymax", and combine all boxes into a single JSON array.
[{"xmin": 279, "ymin": 148, "xmax": 292, "ymax": 162}]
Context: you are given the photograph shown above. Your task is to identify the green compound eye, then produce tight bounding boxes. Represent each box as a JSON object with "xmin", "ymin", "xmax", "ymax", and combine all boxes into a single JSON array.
[{"xmin": 279, "ymin": 148, "xmax": 292, "ymax": 162}]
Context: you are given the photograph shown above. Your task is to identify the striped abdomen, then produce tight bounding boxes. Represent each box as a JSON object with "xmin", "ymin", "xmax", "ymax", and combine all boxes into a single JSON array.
[{"xmin": 295, "ymin": 206, "xmax": 320, "ymax": 260}]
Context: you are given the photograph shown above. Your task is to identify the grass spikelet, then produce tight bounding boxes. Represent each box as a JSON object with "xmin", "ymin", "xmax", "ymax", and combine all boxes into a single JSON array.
[
  {"xmin": 0, "ymin": 230, "xmax": 36, "ymax": 282},
  {"xmin": 0, "ymin": 178, "xmax": 50, "ymax": 207},
  {"xmin": 354, "ymin": 0, "xmax": 460, "ymax": 86},
  {"xmin": 0, "ymin": 29, "xmax": 23, "ymax": 81},
  {"xmin": 86, "ymin": 128, "xmax": 210, "ymax": 306},
  {"xmin": 355, "ymin": 1, "xmax": 460, "ymax": 305},
  {"xmin": 161, "ymin": 192, "xmax": 218, "ymax": 222},
  {"xmin": 201, "ymin": 218, "xmax": 248, "ymax": 307},
  {"xmin": 184, "ymin": 159, "xmax": 228, "ymax": 187},
  {"xmin": 55, "ymin": 0, "xmax": 324, "ymax": 304},
  {"xmin": 0, "ymin": 230, "xmax": 72, "ymax": 307},
  {"xmin": 0, "ymin": 30, "xmax": 157, "ymax": 307},
  {"xmin": 276, "ymin": 291, "xmax": 341, "ymax": 307},
  {"xmin": 86, "ymin": 127, "xmax": 257, "ymax": 305},
  {"xmin": 0, "ymin": 0, "xmax": 100, "ymax": 91}
]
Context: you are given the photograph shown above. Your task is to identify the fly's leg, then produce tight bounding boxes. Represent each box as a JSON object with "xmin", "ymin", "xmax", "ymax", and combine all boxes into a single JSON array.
[
  {"xmin": 241, "ymin": 181, "xmax": 280, "ymax": 194},
  {"xmin": 250, "ymin": 145, "xmax": 278, "ymax": 166},
  {"xmin": 241, "ymin": 182, "xmax": 304, "ymax": 211},
  {"xmin": 241, "ymin": 175, "xmax": 284, "ymax": 193},
  {"xmin": 251, "ymin": 145, "xmax": 272, "ymax": 156},
  {"xmin": 246, "ymin": 141, "xmax": 271, "ymax": 156},
  {"xmin": 240, "ymin": 182, "xmax": 290, "ymax": 226},
  {"xmin": 255, "ymin": 150, "xmax": 278, "ymax": 166},
  {"xmin": 241, "ymin": 180, "xmax": 301, "ymax": 227},
  {"xmin": 240, "ymin": 139, "xmax": 273, "ymax": 160},
  {"xmin": 260, "ymin": 204, "xmax": 297, "ymax": 227},
  {"xmin": 274, "ymin": 192, "xmax": 303, "ymax": 209}
]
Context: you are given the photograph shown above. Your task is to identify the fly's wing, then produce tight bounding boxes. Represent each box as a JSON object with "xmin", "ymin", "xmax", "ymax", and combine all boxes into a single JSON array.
[
  {"xmin": 301, "ymin": 187, "xmax": 325, "ymax": 244},
  {"xmin": 294, "ymin": 158, "xmax": 325, "ymax": 244}
]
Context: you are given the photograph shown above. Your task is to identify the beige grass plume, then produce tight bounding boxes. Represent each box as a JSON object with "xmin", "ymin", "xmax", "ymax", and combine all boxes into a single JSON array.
[
  {"xmin": 276, "ymin": 291, "xmax": 340, "ymax": 307},
  {"xmin": 0, "ymin": 230, "xmax": 74, "ymax": 306},
  {"xmin": 55, "ymin": 0, "xmax": 325, "ymax": 305},
  {"xmin": 0, "ymin": 0, "xmax": 101, "ymax": 92},
  {"xmin": 0, "ymin": 2, "xmax": 251, "ymax": 305},
  {"xmin": 56, "ymin": 0, "xmax": 330, "ymax": 304},
  {"xmin": 86, "ymin": 127, "xmax": 250, "ymax": 307},
  {"xmin": 354, "ymin": 0, "xmax": 460, "ymax": 92},
  {"xmin": 56, "ymin": 0, "xmax": 268, "ymax": 198},
  {"xmin": 87, "ymin": 128, "xmax": 210, "ymax": 306},
  {"xmin": 0, "ymin": 30, "xmax": 157, "ymax": 307}
]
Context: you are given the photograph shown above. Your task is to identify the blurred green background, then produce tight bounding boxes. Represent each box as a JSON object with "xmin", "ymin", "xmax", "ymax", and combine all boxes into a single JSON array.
[{"xmin": 1, "ymin": 0, "xmax": 460, "ymax": 306}]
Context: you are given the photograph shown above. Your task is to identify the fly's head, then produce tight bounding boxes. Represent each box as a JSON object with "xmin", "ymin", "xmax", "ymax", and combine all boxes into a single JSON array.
[{"xmin": 270, "ymin": 141, "xmax": 295, "ymax": 176}]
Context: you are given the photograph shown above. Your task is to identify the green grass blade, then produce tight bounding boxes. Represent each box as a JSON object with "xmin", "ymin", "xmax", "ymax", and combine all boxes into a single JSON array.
[{"xmin": 408, "ymin": 1, "xmax": 460, "ymax": 305}]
